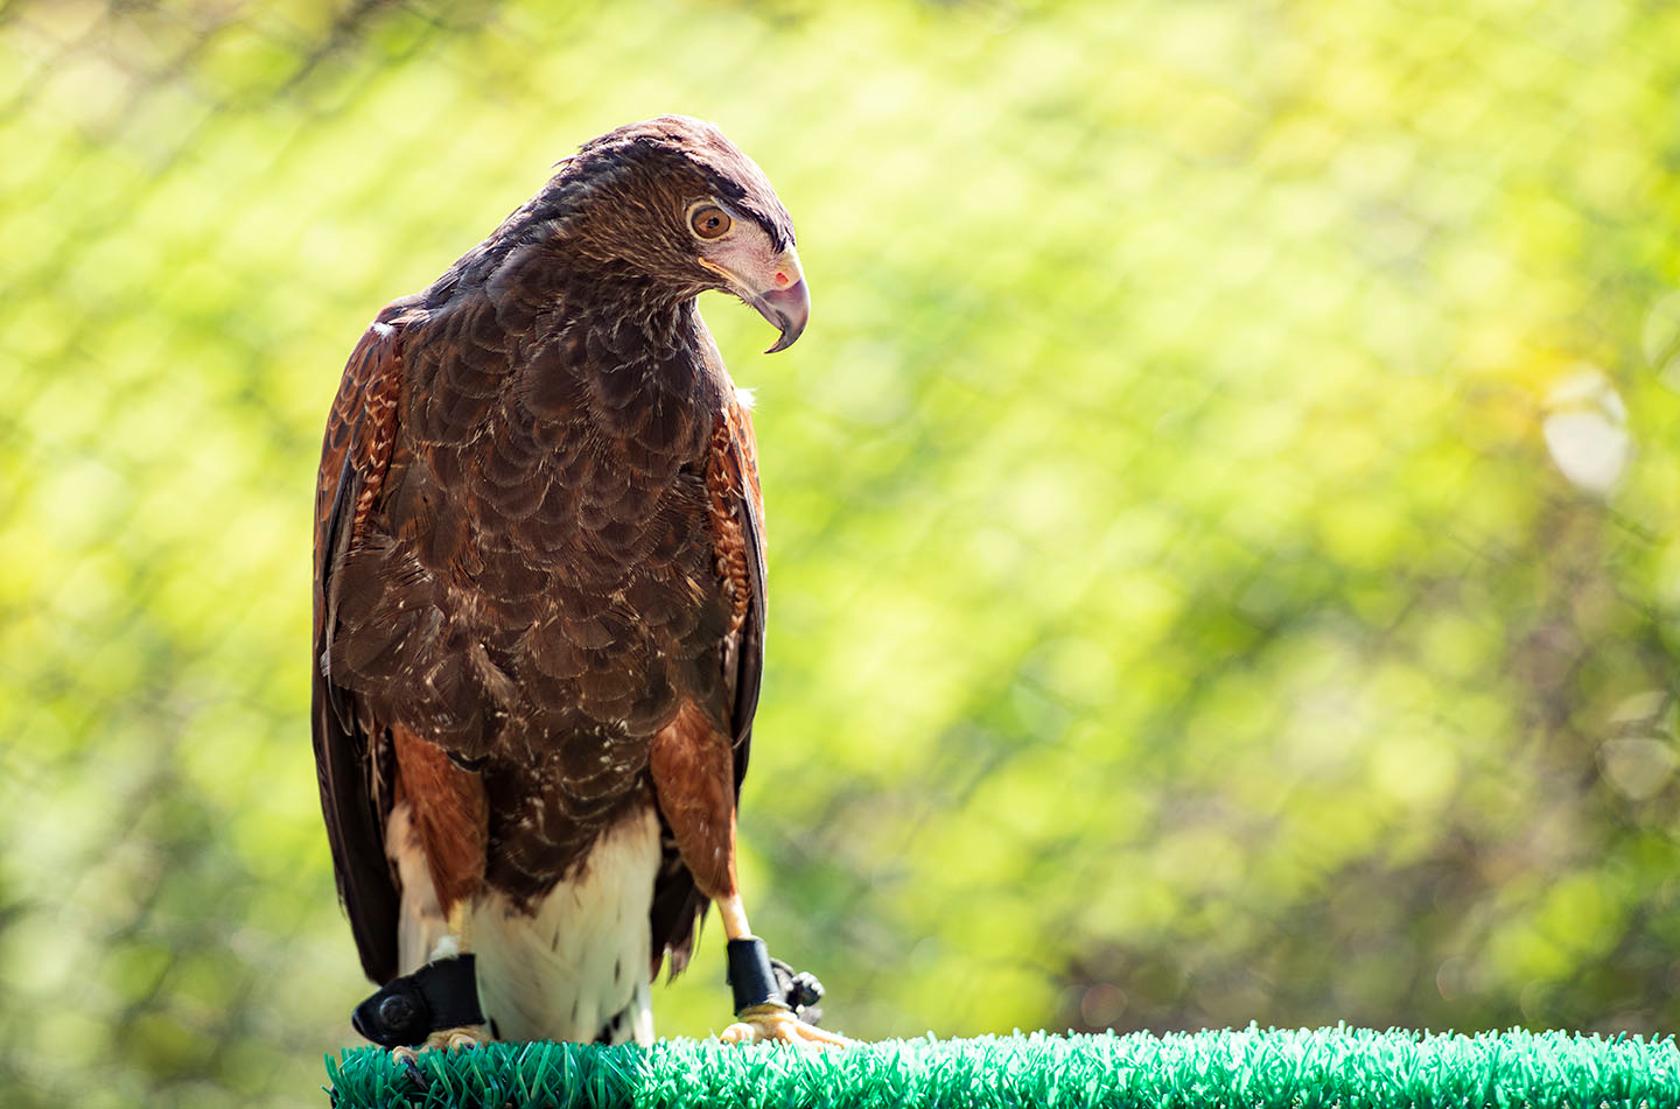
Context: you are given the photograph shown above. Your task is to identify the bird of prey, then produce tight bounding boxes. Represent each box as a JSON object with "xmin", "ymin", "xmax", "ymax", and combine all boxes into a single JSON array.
[{"xmin": 311, "ymin": 116, "xmax": 841, "ymax": 1049}]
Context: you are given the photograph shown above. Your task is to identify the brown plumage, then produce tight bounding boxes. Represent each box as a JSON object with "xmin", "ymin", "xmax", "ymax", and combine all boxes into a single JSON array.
[{"xmin": 311, "ymin": 116, "xmax": 809, "ymax": 1043}]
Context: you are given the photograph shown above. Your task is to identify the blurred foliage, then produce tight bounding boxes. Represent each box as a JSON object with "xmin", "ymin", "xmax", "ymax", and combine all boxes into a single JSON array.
[{"xmin": 4, "ymin": 0, "xmax": 1680, "ymax": 1104}]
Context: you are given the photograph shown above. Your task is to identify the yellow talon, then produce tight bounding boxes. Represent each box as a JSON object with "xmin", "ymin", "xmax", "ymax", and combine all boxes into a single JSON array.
[
  {"xmin": 441, "ymin": 1027, "xmax": 488, "ymax": 1051},
  {"xmin": 720, "ymin": 1003, "xmax": 850, "ymax": 1047},
  {"xmin": 388, "ymin": 1023, "xmax": 491, "ymax": 1063}
]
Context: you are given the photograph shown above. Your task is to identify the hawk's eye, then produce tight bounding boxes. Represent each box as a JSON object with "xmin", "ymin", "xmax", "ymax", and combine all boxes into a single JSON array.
[{"xmin": 691, "ymin": 205, "xmax": 731, "ymax": 240}]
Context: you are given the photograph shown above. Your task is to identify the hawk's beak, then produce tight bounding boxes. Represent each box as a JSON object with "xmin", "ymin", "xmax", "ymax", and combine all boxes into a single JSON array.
[
  {"xmin": 749, "ymin": 278, "xmax": 809, "ymax": 354},
  {"xmin": 700, "ymin": 248, "xmax": 810, "ymax": 353}
]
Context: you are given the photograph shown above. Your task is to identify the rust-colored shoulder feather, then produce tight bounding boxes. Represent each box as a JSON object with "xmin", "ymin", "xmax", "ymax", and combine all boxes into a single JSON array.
[{"xmin": 717, "ymin": 394, "xmax": 767, "ymax": 743}]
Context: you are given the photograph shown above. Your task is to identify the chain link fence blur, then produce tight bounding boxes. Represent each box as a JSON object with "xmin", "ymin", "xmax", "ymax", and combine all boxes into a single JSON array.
[{"xmin": 4, "ymin": 0, "xmax": 1680, "ymax": 1104}]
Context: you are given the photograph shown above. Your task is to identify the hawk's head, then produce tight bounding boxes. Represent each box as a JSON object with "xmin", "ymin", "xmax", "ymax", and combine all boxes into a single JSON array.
[{"xmin": 550, "ymin": 116, "xmax": 809, "ymax": 352}]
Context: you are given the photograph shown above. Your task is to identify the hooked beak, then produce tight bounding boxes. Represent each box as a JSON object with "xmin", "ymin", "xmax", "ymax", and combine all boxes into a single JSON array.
[
  {"xmin": 703, "ymin": 248, "xmax": 810, "ymax": 354},
  {"xmin": 749, "ymin": 277, "xmax": 810, "ymax": 354}
]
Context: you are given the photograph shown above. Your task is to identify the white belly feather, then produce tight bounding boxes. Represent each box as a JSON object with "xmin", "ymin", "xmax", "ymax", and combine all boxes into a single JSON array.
[{"xmin": 467, "ymin": 807, "xmax": 661, "ymax": 1045}]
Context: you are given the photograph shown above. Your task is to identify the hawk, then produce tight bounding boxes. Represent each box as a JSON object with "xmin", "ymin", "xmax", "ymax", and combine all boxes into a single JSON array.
[{"xmin": 311, "ymin": 116, "xmax": 840, "ymax": 1049}]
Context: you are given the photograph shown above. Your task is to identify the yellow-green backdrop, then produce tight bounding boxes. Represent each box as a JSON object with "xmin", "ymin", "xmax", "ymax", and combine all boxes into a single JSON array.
[{"xmin": 4, "ymin": 1, "xmax": 1680, "ymax": 1105}]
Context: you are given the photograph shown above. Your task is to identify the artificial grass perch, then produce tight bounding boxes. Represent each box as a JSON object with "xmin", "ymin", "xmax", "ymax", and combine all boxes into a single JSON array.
[{"xmin": 326, "ymin": 1025, "xmax": 1680, "ymax": 1108}]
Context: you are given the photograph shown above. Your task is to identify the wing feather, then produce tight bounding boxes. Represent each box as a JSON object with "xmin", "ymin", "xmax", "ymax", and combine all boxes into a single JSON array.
[
  {"xmin": 313, "ymin": 308, "xmax": 410, "ymax": 985},
  {"xmin": 649, "ymin": 395, "xmax": 766, "ymax": 976},
  {"xmin": 725, "ymin": 399, "xmax": 767, "ymax": 759}
]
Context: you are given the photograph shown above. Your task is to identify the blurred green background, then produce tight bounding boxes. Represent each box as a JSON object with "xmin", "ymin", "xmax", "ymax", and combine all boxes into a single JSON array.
[{"xmin": 5, "ymin": 0, "xmax": 1680, "ymax": 1104}]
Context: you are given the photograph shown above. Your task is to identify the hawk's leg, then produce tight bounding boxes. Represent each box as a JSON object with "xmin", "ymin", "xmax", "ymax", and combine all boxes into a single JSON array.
[
  {"xmin": 650, "ymin": 703, "xmax": 848, "ymax": 1047},
  {"xmin": 384, "ymin": 932, "xmax": 491, "ymax": 1058},
  {"xmin": 377, "ymin": 731, "xmax": 492, "ymax": 1057},
  {"xmin": 715, "ymin": 894, "xmax": 849, "ymax": 1047},
  {"xmin": 354, "ymin": 941, "xmax": 490, "ymax": 1065}
]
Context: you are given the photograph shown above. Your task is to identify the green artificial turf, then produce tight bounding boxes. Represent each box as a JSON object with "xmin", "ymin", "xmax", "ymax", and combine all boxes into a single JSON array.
[{"xmin": 325, "ymin": 1025, "xmax": 1680, "ymax": 1108}]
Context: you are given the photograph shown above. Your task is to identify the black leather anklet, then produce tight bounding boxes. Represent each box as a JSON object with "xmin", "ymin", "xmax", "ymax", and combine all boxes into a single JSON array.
[
  {"xmin": 726, "ymin": 937, "xmax": 782, "ymax": 1013},
  {"xmin": 726, "ymin": 938, "xmax": 827, "ymax": 1024},
  {"xmin": 352, "ymin": 955, "xmax": 484, "ymax": 1048}
]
